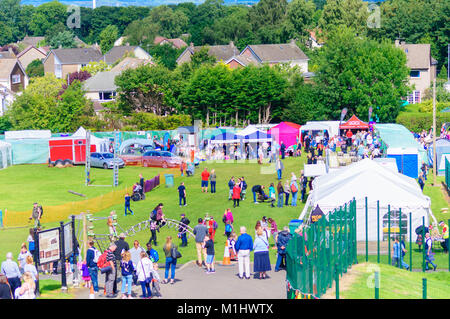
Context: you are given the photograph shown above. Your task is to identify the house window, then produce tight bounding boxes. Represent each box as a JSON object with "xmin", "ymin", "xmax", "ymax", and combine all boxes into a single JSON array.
[
  {"xmin": 98, "ymin": 91, "xmax": 117, "ymax": 101},
  {"xmin": 55, "ymin": 64, "xmax": 62, "ymax": 78},
  {"xmin": 410, "ymin": 70, "xmax": 420, "ymax": 78},
  {"xmin": 11, "ymin": 74, "xmax": 21, "ymax": 84},
  {"xmin": 407, "ymin": 90, "xmax": 421, "ymax": 104}
]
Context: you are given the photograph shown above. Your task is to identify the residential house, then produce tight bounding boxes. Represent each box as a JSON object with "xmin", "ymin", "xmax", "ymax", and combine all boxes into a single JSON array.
[
  {"xmin": 395, "ymin": 41, "xmax": 438, "ymax": 104},
  {"xmin": 19, "ymin": 36, "xmax": 45, "ymax": 48},
  {"xmin": 16, "ymin": 45, "xmax": 48, "ymax": 69},
  {"xmin": 224, "ymin": 55, "xmax": 258, "ymax": 69},
  {"xmin": 83, "ymin": 57, "xmax": 152, "ymax": 114},
  {"xmin": 0, "ymin": 59, "xmax": 29, "ymax": 116},
  {"xmin": 239, "ymin": 41, "xmax": 309, "ymax": 72},
  {"xmin": 308, "ymin": 30, "xmax": 325, "ymax": 49},
  {"xmin": 154, "ymin": 36, "xmax": 188, "ymax": 50},
  {"xmin": 176, "ymin": 42, "xmax": 239, "ymax": 66},
  {"xmin": 43, "ymin": 47, "xmax": 103, "ymax": 80},
  {"xmin": 103, "ymin": 46, "xmax": 152, "ymax": 65}
]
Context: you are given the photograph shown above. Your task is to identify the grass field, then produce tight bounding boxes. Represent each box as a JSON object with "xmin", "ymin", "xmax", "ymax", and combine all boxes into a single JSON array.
[
  {"xmin": 0, "ymin": 155, "xmax": 448, "ymax": 299},
  {"xmin": 323, "ymin": 263, "xmax": 450, "ymax": 299}
]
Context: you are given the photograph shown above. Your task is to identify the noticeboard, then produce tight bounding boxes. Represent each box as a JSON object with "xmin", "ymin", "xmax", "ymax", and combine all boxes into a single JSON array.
[
  {"xmin": 38, "ymin": 228, "xmax": 60, "ymax": 264},
  {"xmin": 63, "ymin": 222, "xmax": 74, "ymax": 258}
]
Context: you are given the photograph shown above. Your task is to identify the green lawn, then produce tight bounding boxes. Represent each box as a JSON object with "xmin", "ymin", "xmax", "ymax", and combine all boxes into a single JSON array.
[{"xmin": 326, "ymin": 263, "xmax": 450, "ymax": 299}]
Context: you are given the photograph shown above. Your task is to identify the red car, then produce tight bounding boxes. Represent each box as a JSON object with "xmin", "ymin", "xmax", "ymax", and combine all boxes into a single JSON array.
[{"xmin": 142, "ymin": 150, "xmax": 182, "ymax": 168}]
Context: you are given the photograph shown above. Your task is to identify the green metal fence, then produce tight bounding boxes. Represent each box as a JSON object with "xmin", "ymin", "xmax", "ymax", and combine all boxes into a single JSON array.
[
  {"xmin": 445, "ymin": 157, "xmax": 450, "ymax": 192},
  {"xmin": 286, "ymin": 199, "xmax": 357, "ymax": 299}
]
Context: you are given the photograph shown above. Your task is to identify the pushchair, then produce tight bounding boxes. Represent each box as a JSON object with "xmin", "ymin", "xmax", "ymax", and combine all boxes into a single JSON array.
[{"xmin": 132, "ymin": 185, "xmax": 143, "ymax": 201}]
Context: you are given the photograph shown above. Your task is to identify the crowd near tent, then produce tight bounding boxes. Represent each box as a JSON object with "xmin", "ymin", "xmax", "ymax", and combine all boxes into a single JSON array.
[
  {"xmin": 299, "ymin": 122, "xmax": 331, "ymax": 141},
  {"xmin": 0, "ymin": 140, "xmax": 12, "ymax": 169},
  {"xmin": 268, "ymin": 122, "xmax": 301, "ymax": 148},
  {"xmin": 300, "ymin": 159, "xmax": 433, "ymax": 241},
  {"xmin": 375, "ymin": 124, "xmax": 427, "ymax": 178}
]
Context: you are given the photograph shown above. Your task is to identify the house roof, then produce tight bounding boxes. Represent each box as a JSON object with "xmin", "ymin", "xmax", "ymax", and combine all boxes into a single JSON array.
[
  {"xmin": 83, "ymin": 70, "xmax": 121, "ymax": 92},
  {"xmin": 16, "ymin": 45, "xmax": 47, "ymax": 59},
  {"xmin": 309, "ymin": 30, "xmax": 325, "ymax": 44},
  {"xmin": 103, "ymin": 46, "xmax": 140, "ymax": 64},
  {"xmin": 49, "ymin": 47, "xmax": 103, "ymax": 65},
  {"xmin": 178, "ymin": 43, "xmax": 239, "ymax": 63},
  {"xmin": 0, "ymin": 59, "xmax": 21, "ymax": 80},
  {"xmin": 109, "ymin": 57, "xmax": 152, "ymax": 72},
  {"xmin": 397, "ymin": 43, "xmax": 434, "ymax": 69},
  {"xmin": 154, "ymin": 37, "xmax": 187, "ymax": 49},
  {"xmin": 0, "ymin": 51, "xmax": 16, "ymax": 59},
  {"xmin": 225, "ymin": 55, "xmax": 258, "ymax": 67},
  {"xmin": 20, "ymin": 36, "xmax": 45, "ymax": 47},
  {"xmin": 243, "ymin": 42, "xmax": 309, "ymax": 63}
]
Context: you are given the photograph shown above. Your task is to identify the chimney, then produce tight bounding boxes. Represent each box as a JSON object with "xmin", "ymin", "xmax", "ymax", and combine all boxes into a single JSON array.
[
  {"xmin": 8, "ymin": 47, "xmax": 14, "ymax": 57},
  {"xmin": 190, "ymin": 42, "xmax": 194, "ymax": 48}
]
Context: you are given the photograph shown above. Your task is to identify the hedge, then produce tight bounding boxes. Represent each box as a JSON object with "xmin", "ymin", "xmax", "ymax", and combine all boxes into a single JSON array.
[{"xmin": 396, "ymin": 112, "xmax": 450, "ymax": 132}]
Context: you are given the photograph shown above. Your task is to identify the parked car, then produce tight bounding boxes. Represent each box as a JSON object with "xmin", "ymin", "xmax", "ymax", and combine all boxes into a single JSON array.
[
  {"xmin": 90, "ymin": 152, "xmax": 125, "ymax": 169},
  {"xmin": 142, "ymin": 150, "xmax": 182, "ymax": 168}
]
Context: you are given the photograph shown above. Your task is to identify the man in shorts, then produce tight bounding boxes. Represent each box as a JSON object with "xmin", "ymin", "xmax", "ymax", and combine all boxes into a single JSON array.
[{"xmin": 201, "ymin": 168, "xmax": 210, "ymax": 193}]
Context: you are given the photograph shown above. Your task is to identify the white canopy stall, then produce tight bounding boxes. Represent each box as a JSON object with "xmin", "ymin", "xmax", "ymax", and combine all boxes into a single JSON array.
[
  {"xmin": 300, "ymin": 159, "xmax": 434, "ymax": 241},
  {"xmin": 72, "ymin": 127, "xmax": 110, "ymax": 153}
]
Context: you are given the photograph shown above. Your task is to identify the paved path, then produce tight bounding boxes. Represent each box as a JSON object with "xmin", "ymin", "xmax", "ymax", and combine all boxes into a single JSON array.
[{"xmin": 47, "ymin": 261, "xmax": 287, "ymax": 299}]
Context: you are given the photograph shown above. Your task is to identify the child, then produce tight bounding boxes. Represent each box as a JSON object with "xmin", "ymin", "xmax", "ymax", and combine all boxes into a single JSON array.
[
  {"xmin": 81, "ymin": 261, "xmax": 91, "ymax": 288},
  {"xmin": 269, "ymin": 183, "xmax": 276, "ymax": 208},
  {"xmin": 151, "ymin": 263, "xmax": 162, "ymax": 298},
  {"xmin": 203, "ymin": 235, "xmax": 215, "ymax": 274},
  {"xmin": 120, "ymin": 251, "xmax": 134, "ymax": 299},
  {"xmin": 124, "ymin": 193, "xmax": 133, "ymax": 216},
  {"xmin": 228, "ymin": 232, "xmax": 238, "ymax": 261},
  {"xmin": 149, "ymin": 220, "xmax": 158, "ymax": 246},
  {"xmin": 225, "ymin": 220, "xmax": 233, "ymax": 238}
]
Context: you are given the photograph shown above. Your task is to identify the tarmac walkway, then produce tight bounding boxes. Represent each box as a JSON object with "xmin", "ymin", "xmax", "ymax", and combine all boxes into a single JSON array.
[{"xmin": 46, "ymin": 261, "xmax": 287, "ymax": 299}]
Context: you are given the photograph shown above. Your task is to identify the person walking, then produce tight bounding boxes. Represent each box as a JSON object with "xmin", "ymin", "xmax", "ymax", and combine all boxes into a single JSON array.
[
  {"xmin": 86, "ymin": 241, "xmax": 100, "ymax": 294},
  {"xmin": 275, "ymin": 227, "xmax": 292, "ymax": 272},
  {"xmin": 290, "ymin": 174, "xmax": 299, "ymax": 207},
  {"xmin": 139, "ymin": 173, "xmax": 145, "ymax": 200},
  {"xmin": 150, "ymin": 263, "xmax": 162, "ymax": 298},
  {"xmin": 136, "ymin": 251, "xmax": 153, "ymax": 299},
  {"xmin": 23, "ymin": 256, "xmax": 38, "ymax": 295},
  {"xmin": 149, "ymin": 219, "xmax": 158, "ymax": 246},
  {"xmin": 418, "ymin": 171, "xmax": 425, "ymax": 191},
  {"xmin": 193, "ymin": 218, "xmax": 208, "ymax": 267},
  {"xmin": 209, "ymin": 169, "xmax": 217, "ymax": 194},
  {"xmin": 201, "ymin": 168, "xmax": 210, "ymax": 193},
  {"xmin": 424, "ymin": 233, "xmax": 437, "ymax": 271},
  {"xmin": 284, "ymin": 180, "xmax": 290, "ymax": 206},
  {"xmin": 253, "ymin": 228, "xmax": 271, "ymax": 279},
  {"xmin": 15, "ymin": 272, "xmax": 35, "ymax": 299},
  {"xmin": 104, "ymin": 243, "xmax": 117, "ymax": 298},
  {"xmin": 392, "ymin": 237, "xmax": 409, "ymax": 270},
  {"xmin": 222, "ymin": 208, "xmax": 234, "ymax": 225},
  {"xmin": 162, "ymin": 236, "xmax": 178, "ymax": 284},
  {"xmin": 1, "ymin": 252, "xmax": 21, "ymax": 298},
  {"xmin": 280, "ymin": 142, "xmax": 286, "ymax": 160},
  {"xmin": 29, "ymin": 203, "xmax": 43, "ymax": 229},
  {"xmin": 228, "ymin": 177, "xmax": 235, "ymax": 200},
  {"xmin": 129, "ymin": 240, "xmax": 145, "ymax": 285},
  {"xmin": 276, "ymin": 158, "xmax": 284, "ymax": 180},
  {"xmin": 107, "ymin": 211, "xmax": 117, "ymax": 240},
  {"xmin": 439, "ymin": 221, "xmax": 449, "ymax": 253},
  {"xmin": 0, "ymin": 274, "xmax": 12, "ymax": 299},
  {"xmin": 114, "ymin": 233, "xmax": 130, "ymax": 294},
  {"xmin": 17, "ymin": 243, "xmax": 31, "ymax": 275},
  {"xmin": 206, "ymin": 216, "xmax": 218, "ymax": 242},
  {"xmin": 178, "ymin": 182, "xmax": 187, "ymax": 207},
  {"xmin": 276, "ymin": 181, "xmax": 284, "ymax": 208},
  {"xmin": 124, "ymin": 193, "xmax": 133, "ymax": 216},
  {"xmin": 146, "ymin": 243, "xmax": 159, "ymax": 264},
  {"xmin": 300, "ymin": 172, "xmax": 308, "ymax": 202},
  {"xmin": 179, "ymin": 213, "xmax": 190, "ymax": 247},
  {"xmin": 268, "ymin": 217, "xmax": 278, "ymax": 248},
  {"xmin": 232, "ymin": 182, "xmax": 241, "ymax": 208},
  {"xmin": 203, "ymin": 235, "xmax": 215, "ymax": 274},
  {"xmin": 120, "ymin": 251, "xmax": 134, "ymax": 299},
  {"xmin": 235, "ymin": 226, "xmax": 253, "ymax": 280},
  {"xmin": 239, "ymin": 177, "xmax": 247, "ymax": 200}
]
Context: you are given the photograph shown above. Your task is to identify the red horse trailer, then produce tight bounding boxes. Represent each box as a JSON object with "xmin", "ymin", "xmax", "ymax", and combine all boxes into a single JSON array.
[{"xmin": 49, "ymin": 137, "xmax": 96, "ymax": 165}]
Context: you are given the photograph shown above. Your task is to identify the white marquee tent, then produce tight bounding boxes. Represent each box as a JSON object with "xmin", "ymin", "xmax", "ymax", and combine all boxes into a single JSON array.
[{"xmin": 299, "ymin": 159, "xmax": 435, "ymax": 241}]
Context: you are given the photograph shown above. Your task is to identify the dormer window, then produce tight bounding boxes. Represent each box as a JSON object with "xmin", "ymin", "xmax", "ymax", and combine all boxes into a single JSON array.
[{"xmin": 11, "ymin": 74, "xmax": 21, "ymax": 84}]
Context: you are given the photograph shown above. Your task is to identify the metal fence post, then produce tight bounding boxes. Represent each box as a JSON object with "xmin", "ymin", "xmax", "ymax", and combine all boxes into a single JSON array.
[
  {"xmin": 374, "ymin": 271, "xmax": 380, "ymax": 299},
  {"xmin": 399, "ymin": 208, "xmax": 402, "ymax": 269},
  {"xmin": 409, "ymin": 212, "xmax": 412, "ymax": 272},
  {"xmin": 422, "ymin": 278, "xmax": 427, "ymax": 299},
  {"xmin": 335, "ymin": 263, "xmax": 339, "ymax": 299},
  {"xmin": 377, "ymin": 200, "xmax": 380, "ymax": 263},
  {"xmin": 422, "ymin": 216, "xmax": 426, "ymax": 272},
  {"xmin": 365, "ymin": 196, "xmax": 368, "ymax": 262},
  {"xmin": 388, "ymin": 205, "xmax": 391, "ymax": 265}
]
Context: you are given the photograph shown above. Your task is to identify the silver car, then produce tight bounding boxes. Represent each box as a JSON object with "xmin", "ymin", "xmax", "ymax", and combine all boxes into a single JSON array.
[{"xmin": 90, "ymin": 152, "xmax": 125, "ymax": 169}]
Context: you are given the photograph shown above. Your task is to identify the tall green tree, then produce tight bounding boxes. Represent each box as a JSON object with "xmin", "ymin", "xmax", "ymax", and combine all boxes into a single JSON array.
[
  {"xmin": 319, "ymin": 0, "xmax": 369, "ymax": 35},
  {"xmin": 148, "ymin": 5, "xmax": 189, "ymax": 39},
  {"xmin": 249, "ymin": 0, "xmax": 289, "ymax": 44},
  {"xmin": 29, "ymin": 1, "xmax": 67, "ymax": 36},
  {"xmin": 99, "ymin": 25, "xmax": 119, "ymax": 54},
  {"xmin": 283, "ymin": 0, "xmax": 316, "ymax": 42}
]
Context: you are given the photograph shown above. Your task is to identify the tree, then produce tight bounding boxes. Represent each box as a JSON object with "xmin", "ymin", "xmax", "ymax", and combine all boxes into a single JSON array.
[
  {"xmin": 148, "ymin": 5, "xmax": 189, "ymax": 39},
  {"xmin": 66, "ymin": 71, "xmax": 92, "ymax": 86},
  {"xmin": 48, "ymin": 30, "xmax": 77, "ymax": 49},
  {"xmin": 115, "ymin": 64, "xmax": 180, "ymax": 116},
  {"xmin": 80, "ymin": 60, "xmax": 111, "ymax": 76},
  {"xmin": 312, "ymin": 26, "xmax": 410, "ymax": 123},
  {"xmin": 25, "ymin": 59, "xmax": 44, "ymax": 78},
  {"xmin": 190, "ymin": 46, "xmax": 216, "ymax": 69},
  {"xmin": 249, "ymin": 0, "xmax": 289, "ymax": 44},
  {"xmin": 148, "ymin": 43, "xmax": 185, "ymax": 70},
  {"xmin": 283, "ymin": 0, "xmax": 316, "ymax": 42},
  {"xmin": 100, "ymin": 25, "xmax": 119, "ymax": 54},
  {"xmin": 319, "ymin": 0, "xmax": 369, "ymax": 35},
  {"xmin": 123, "ymin": 17, "xmax": 160, "ymax": 48},
  {"xmin": 29, "ymin": 1, "xmax": 67, "ymax": 36},
  {"xmin": 0, "ymin": 22, "xmax": 14, "ymax": 47}
]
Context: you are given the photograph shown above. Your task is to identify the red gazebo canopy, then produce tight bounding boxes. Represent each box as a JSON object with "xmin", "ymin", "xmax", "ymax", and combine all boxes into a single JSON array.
[{"xmin": 339, "ymin": 115, "xmax": 369, "ymax": 130}]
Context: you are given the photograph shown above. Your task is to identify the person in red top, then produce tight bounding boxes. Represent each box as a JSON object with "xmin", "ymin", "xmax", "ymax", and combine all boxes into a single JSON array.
[
  {"xmin": 346, "ymin": 130, "xmax": 353, "ymax": 139},
  {"xmin": 201, "ymin": 168, "xmax": 210, "ymax": 193},
  {"xmin": 232, "ymin": 183, "xmax": 241, "ymax": 208}
]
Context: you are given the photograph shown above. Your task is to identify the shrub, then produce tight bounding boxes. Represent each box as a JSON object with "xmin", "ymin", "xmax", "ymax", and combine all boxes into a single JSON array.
[{"xmin": 396, "ymin": 112, "xmax": 450, "ymax": 132}]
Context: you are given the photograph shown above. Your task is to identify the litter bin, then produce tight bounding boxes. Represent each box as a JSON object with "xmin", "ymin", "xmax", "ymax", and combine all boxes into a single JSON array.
[
  {"xmin": 289, "ymin": 219, "xmax": 303, "ymax": 234},
  {"xmin": 164, "ymin": 174, "xmax": 174, "ymax": 188}
]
